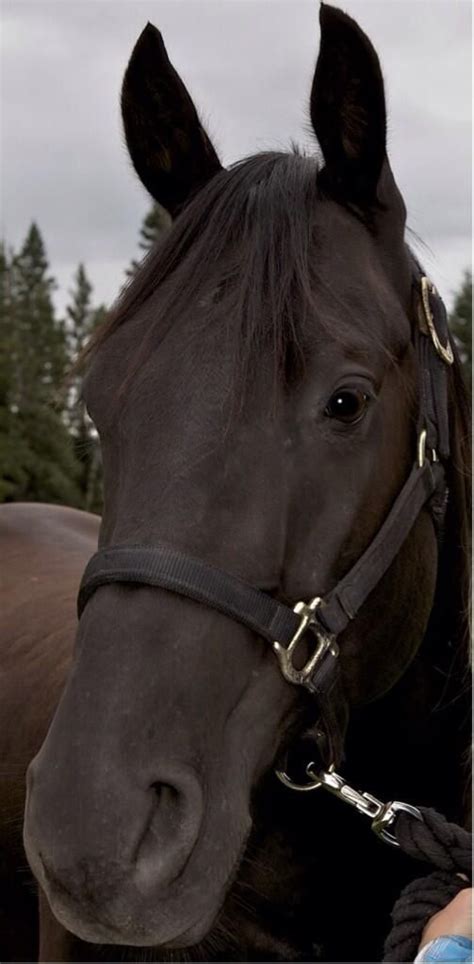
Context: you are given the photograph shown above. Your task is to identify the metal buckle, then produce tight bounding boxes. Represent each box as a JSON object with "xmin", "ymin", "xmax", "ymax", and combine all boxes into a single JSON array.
[
  {"xmin": 371, "ymin": 799, "xmax": 424, "ymax": 846},
  {"xmin": 273, "ymin": 597, "xmax": 338, "ymax": 686},
  {"xmin": 276, "ymin": 762, "xmax": 423, "ymax": 847},
  {"xmin": 417, "ymin": 428, "xmax": 438, "ymax": 468},
  {"xmin": 420, "ymin": 276, "xmax": 454, "ymax": 365}
]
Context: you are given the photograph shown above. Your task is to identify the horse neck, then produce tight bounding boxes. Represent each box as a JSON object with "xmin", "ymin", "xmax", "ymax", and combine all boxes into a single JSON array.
[{"xmin": 348, "ymin": 639, "xmax": 470, "ymax": 823}]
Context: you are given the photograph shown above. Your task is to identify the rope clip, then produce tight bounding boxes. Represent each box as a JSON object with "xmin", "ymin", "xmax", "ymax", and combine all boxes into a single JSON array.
[{"xmin": 276, "ymin": 762, "xmax": 423, "ymax": 847}]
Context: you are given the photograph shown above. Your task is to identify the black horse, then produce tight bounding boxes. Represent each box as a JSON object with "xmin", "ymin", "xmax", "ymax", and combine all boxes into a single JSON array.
[{"xmin": 2, "ymin": 4, "xmax": 470, "ymax": 962}]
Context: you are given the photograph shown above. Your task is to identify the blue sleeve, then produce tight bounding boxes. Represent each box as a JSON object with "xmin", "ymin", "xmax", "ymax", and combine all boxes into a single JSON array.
[{"xmin": 414, "ymin": 935, "xmax": 472, "ymax": 963}]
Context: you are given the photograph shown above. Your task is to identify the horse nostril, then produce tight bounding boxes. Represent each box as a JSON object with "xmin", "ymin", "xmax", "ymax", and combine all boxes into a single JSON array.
[
  {"xmin": 152, "ymin": 781, "xmax": 179, "ymax": 807},
  {"xmin": 150, "ymin": 781, "xmax": 181, "ymax": 836},
  {"xmin": 134, "ymin": 771, "xmax": 203, "ymax": 890}
]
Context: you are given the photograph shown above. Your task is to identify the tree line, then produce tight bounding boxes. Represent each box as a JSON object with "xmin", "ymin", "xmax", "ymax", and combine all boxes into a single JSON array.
[
  {"xmin": 0, "ymin": 206, "xmax": 170, "ymax": 512},
  {"xmin": 0, "ymin": 209, "xmax": 470, "ymax": 514},
  {"xmin": 1, "ymin": 225, "xmax": 106, "ymax": 511}
]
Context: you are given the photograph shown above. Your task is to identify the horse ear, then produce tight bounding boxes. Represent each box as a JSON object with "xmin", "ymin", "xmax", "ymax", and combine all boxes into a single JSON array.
[
  {"xmin": 310, "ymin": 4, "xmax": 386, "ymax": 205},
  {"xmin": 121, "ymin": 23, "xmax": 223, "ymax": 217}
]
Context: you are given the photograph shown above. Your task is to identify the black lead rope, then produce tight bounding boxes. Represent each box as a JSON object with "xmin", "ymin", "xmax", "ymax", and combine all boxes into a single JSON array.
[
  {"xmin": 271, "ymin": 764, "xmax": 472, "ymax": 960},
  {"xmin": 383, "ymin": 807, "xmax": 472, "ymax": 962}
]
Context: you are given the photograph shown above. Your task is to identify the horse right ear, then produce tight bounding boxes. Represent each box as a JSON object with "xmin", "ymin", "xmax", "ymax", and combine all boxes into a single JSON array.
[
  {"xmin": 310, "ymin": 4, "xmax": 387, "ymax": 206},
  {"xmin": 121, "ymin": 24, "xmax": 223, "ymax": 218}
]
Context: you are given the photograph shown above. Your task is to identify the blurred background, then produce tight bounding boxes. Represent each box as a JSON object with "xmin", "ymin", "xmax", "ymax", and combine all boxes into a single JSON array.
[{"xmin": 1, "ymin": 0, "xmax": 471, "ymax": 513}]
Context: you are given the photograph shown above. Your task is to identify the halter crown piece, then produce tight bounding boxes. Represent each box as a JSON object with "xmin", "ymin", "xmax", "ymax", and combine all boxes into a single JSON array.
[{"xmin": 78, "ymin": 265, "xmax": 454, "ymax": 845}]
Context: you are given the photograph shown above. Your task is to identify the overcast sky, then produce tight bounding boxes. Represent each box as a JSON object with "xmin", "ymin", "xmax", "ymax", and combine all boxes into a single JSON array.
[{"xmin": 2, "ymin": 0, "xmax": 471, "ymax": 314}]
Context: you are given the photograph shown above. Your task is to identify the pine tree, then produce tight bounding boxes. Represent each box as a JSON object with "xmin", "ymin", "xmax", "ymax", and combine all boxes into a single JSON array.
[
  {"xmin": 126, "ymin": 203, "xmax": 171, "ymax": 277},
  {"xmin": 0, "ymin": 243, "xmax": 26, "ymax": 501},
  {"xmin": 0, "ymin": 243, "xmax": 14, "ymax": 407},
  {"xmin": 65, "ymin": 263, "xmax": 106, "ymax": 512},
  {"xmin": 449, "ymin": 270, "xmax": 472, "ymax": 391},
  {"xmin": 10, "ymin": 223, "xmax": 68, "ymax": 408},
  {"xmin": 0, "ymin": 224, "xmax": 82, "ymax": 505}
]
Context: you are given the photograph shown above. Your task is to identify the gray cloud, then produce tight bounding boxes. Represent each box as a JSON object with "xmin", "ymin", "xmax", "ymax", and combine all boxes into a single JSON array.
[{"xmin": 2, "ymin": 0, "xmax": 471, "ymax": 311}]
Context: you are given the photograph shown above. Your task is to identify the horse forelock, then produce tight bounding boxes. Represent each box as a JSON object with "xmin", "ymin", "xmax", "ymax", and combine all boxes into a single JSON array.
[{"xmin": 79, "ymin": 149, "xmax": 396, "ymax": 400}]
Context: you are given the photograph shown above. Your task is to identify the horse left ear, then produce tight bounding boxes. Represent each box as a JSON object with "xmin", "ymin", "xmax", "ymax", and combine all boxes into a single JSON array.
[
  {"xmin": 121, "ymin": 23, "xmax": 223, "ymax": 217},
  {"xmin": 310, "ymin": 4, "xmax": 387, "ymax": 206}
]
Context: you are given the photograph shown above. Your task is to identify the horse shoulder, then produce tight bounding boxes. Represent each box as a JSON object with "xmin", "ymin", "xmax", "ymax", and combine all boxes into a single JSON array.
[{"xmin": 0, "ymin": 502, "xmax": 100, "ymax": 836}]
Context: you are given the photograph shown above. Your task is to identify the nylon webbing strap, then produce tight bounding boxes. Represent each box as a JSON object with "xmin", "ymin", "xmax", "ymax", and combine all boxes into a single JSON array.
[
  {"xmin": 78, "ymin": 544, "xmax": 301, "ymax": 644},
  {"xmin": 317, "ymin": 460, "xmax": 444, "ymax": 635},
  {"xmin": 78, "ymin": 460, "xmax": 444, "ymax": 642}
]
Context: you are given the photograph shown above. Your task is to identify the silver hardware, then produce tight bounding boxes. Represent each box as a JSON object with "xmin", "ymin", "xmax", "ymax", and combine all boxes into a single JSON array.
[
  {"xmin": 371, "ymin": 799, "xmax": 424, "ymax": 846},
  {"xmin": 418, "ymin": 429, "xmax": 438, "ymax": 469},
  {"xmin": 275, "ymin": 763, "xmax": 330, "ymax": 792},
  {"xmin": 276, "ymin": 762, "xmax": 423, "ymax": 847},
  {"xmin": 418, "ymin": 429, "xmax": 427, "ymax": 467},
  {"xmin": 420, "ymin": 276, "xmax": 454, "ymax": 365},
  {"xmin": 273, "ymin": 596, "xmax": 338, "ymax": 686}
]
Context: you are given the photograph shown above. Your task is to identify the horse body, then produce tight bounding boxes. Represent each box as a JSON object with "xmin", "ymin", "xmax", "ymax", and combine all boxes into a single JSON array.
[
  {"xmin": 0, "ymin": 503, "xmax": 99, "ymax": 961},
  {"xmin": 1, "ymin": 4, "xmax": 470, "ymax": 962}
]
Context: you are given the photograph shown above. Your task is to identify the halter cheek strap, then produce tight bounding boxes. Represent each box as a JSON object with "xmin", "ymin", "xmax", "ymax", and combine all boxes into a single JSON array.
[{"xmin": 77, "ymin": 268, "xmax": 454, "ymax": 769}]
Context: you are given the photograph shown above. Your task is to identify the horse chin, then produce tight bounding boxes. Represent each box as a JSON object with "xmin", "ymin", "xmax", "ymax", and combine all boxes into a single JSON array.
[
  {"xmin": 39, "ymin": 878, "xmax": 221, "ymax": 948},
  {"xmin": 25, "ymin": 810, "xmax": 248, "ymax": 950}
]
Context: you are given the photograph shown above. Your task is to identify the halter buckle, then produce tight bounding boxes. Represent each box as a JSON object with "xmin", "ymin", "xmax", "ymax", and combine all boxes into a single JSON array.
[
  {"xmin": 417, "ymin": 428, "xmax": 438, "ymax": 468},
  {"xmin": 419, "ymin": 276, "xmax": 454, "ymax": 365},
  {"xmin": 273, "ymin": 597, "xmax": 338, "ymax": 686}
]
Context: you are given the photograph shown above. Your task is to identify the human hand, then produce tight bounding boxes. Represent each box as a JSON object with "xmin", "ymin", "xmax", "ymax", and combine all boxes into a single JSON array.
[{"xmin": 420, "ymin": 888, "xmax": 472, "ymax": 947}]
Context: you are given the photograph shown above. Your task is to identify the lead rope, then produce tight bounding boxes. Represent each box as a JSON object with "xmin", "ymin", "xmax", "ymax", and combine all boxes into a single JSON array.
[
  {"xmin": 382, "ymin": 807, "xmax": 472, "ymax": 962},
  {"xmin": 275, "ymin": 763, "xmax": 472, "ymax": 961}
]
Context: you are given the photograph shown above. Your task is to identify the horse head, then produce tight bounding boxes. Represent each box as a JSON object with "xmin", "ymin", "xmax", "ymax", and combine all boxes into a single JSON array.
[{"xmin": 24, "ymin": 5, "xmax": 469, "ymax": 956}]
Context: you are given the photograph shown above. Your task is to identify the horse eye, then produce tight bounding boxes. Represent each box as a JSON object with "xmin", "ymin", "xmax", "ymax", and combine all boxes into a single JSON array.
[{"xmin": 325, "ymin": 388, "xmax": 370, "ymax": 424}]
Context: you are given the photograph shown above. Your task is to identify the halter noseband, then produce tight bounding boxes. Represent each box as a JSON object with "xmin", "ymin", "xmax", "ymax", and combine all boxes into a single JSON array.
[{"xmin": 77, "ymin": 266, "xmax": 454, "ymax": 769}]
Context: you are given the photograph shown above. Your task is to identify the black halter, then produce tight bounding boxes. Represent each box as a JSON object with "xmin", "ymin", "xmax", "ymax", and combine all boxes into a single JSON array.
[{"xmin": 78, "ymin": 266, "xmax": 454, "ymax": 767}]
